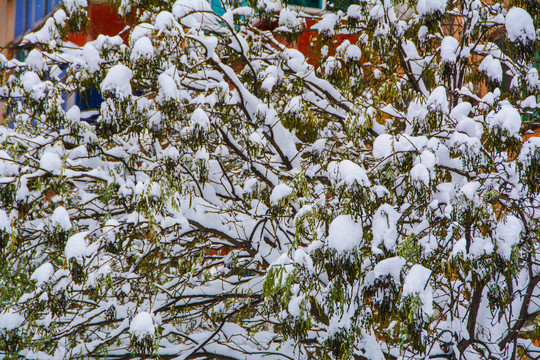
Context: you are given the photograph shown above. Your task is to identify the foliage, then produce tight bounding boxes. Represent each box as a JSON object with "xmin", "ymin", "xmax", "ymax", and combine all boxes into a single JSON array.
[{"xmin": 1, "ymin": 0, "xmax": 540, "ymax": 359}]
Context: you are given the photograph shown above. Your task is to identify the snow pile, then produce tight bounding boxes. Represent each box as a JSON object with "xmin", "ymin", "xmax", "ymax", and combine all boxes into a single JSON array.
[
  {"xmin": 518, "ymin": 137, "xmax": 540, "ymax": 166},
  {"xmin": 40, "ymin": 151, "xmax": 62, "ymax": 174},
  {"xmin": 488, "ymin": 105, "xmax": 521, "ymax": 137},
  {"xmin": 494, "ymin": 215, "xmax": 522, "ymax": 259},
  {"xmin": 26, "ymin": 49, "xmax": 45, "ymax": 71},
  {"xmin": 66, "ymin": 105, "xmax": 81, "ymax": 123},
  {"xmin": 101, "ymin": 64, "xmax": 133, "ymax": 98},
  {"xmin": 82, "ymin": 44, "xmax": 101, "ymax": 73},
  {"xmin": 0, "ymin": 311, "xmax": 24, "ymax": 331},
  {"xmin": 50, "ymin": 206, "xmax": 72, "ymax": 230},
  {"xmin": 158, "ymin": 73, "xmax": 179, "ymax": 102},
  {"xmin": 312, "ymin": 14, "xmax": 339, "ymax": 36},
  {"xmin": 440, "ymin": 36, "xmax": 459, "ymax": 63},
  {"xmin": 410, "ymin": 163, "xmax": 430, "ymax": 185},
  {"xmin": 21, "ymin": 71, "xmax": 41, "ymax": 93},
  {"xmin": 402, "ymin": 264, "xmax": 433, "ymax": 316},
  {"xmin": 505, "ymin": 7, "xmax": 536, "ymax": 44},
  {"xmin": 327, "ymin": 215, "xmax": 363, "ymax": 253},
  {"xmin": 373, "ymin": 256, "xmax": 405, "ymax": 282},
  {"xmin": 270, "ymin": 184, "xmax": 293, "ymax": 205},
  {"xmin": 0, "ymin": 151, "xmax": 19, "ymax": 176},
  {"xmin": 278, "ymin": 9, "xmax": 303, "ymax": 32},
  {"xmin": 372, "ymin": 134, "xmax": 393, "ymax": 158},
  {"xmin": 288, "ymin": 294, "xmax": 306, "ymax": 317},
  {"xmin": 131, "ymin": 37, "xmax": 154, "ymax": 61},
  {"xmin": 426, "ymin": 86, "xmax": 449, "ymax": 114},
  {"xmin": 130, "ymin": 312, "xmax": 155, "ymax": 338},
  {"xmin": 479, "ymin": 55, "xmax": 502, "ymax": 83},
  {"xmin": 191, "ymin": 108, "xmax": 210, "ymax": 131},
  {"xmin": 30, "ymin": 262, "xmax": 55, "ymax": 286},
  {"xmin": 329, "ymin": 160, "xmax": 370, "ymax": 187},
  {"xmin": 417, "ymin": 0, "xmax": 446, "ymax": 17},
  {"xmin": 65, "ymin": 232, "xmax": 96, "ymax": 260},
  {"xmin": 371, "ymin": 204, "xmax": 400, "ymax": 254}
]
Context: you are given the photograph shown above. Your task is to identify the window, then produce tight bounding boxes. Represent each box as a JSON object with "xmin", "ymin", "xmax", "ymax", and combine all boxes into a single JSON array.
[
  {"xmin": 288, "ymin": 0, "xmax": 323, "ymax": 10},
  {"xmin": 15, "ymin": 0, "xmax": 62, "ymax": 38}
]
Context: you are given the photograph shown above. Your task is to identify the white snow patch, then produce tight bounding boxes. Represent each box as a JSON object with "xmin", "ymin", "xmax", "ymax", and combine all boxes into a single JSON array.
[
  {"xmin": 131, "ymin": 36, "xmax": 154, "ymax": 60},
  {"xmin": 402, "ymin": 264, "xmax": 433, "ymax": 316},
  {"xmin": 479, "ymin": 55, "xmax": 502, "ymax": 83},
  {"xmin": 506, "ymin": 7, "xmax": 536, "ymax": 44},
  {"xmin": 494, "ymin": 215, "xmax": 522, "ymax": 259},
  {"xmin": 101, "ymin": 64, "xmax": 133, "ymax": 98},
  {"xmin": 327, "ymin": 215, "xmax": 363, "ymax": 253},
  {"xmin": 51, "ymin": 206, "xmax": 72, "ymax": 230},
  {"xmin": 65, "ymin": 232, "xmax": 95, "ymax": 259},
  {"xmin": 372, "ymin": 204, "xmax": 400, "ymax": 253},
  {"xmin": 0, "ymin": 311, "xmax": 24, "ymax": 331},
  {"xmin": 40, "ymin": 151, "xmax": 62, "ymax": 174},
  {"xmin": 427, "ymin": 86, "xmax": 448, "ymax": 114},
  {"xmin": 417, "ymin": 0, "xmax": 446, "ymax": 16},
  {"xmin": 270, "ymin": 184, "xmax": 293, "ymax": 205},
  {"xmin": 130, "ymin": 312, "xmax": 155, "ymax": 338},
  {"xmin": 488, "ymin": 105, "xmax": 521, "ymax": 137},
  {"xmin": 31, "ymin": 263, "xmax": 55, "ymax": 286},
  {"xmin": 440, "ymin": 36, "xmax": 459, "ymax": 63},
  {"xmin": 373, "ymin": 256, "xmax": 405, "ymax": 282}
]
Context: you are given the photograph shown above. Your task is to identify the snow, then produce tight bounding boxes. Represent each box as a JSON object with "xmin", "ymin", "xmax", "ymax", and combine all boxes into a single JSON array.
[
  {"xmin": 131, "ymin": 36, "xmax": 154, "ymax": 60},
  {"xmin": 344, "ymin": 44, "xmax": 362, "ymax": 62},
  {"xmin": 518, "ymin": 137, "xmax": 540, "ymax": 166},
  {"xmin": 65, "ymin": 232, "xmax": 95, "ymax": 259},
  {"xmin": 66, "ymin": 105, "xmax": 81, "ymax": 123},
  {"xmin": 155, "ymin": 11, "xmax": 176, "ymax": 34},
  {"xmin": 64, "ymin": 0, "xmax": 87, "ymax": 12},
  {"xmin": 330, "ymin": 160, "xmax": 370, "ymax": 187},
  {"xmin": 494, "ymin": 215, "xmax": 522, "ymax": 259},
  {"xmin": 0, "ymin": 151, "xmax": 19, "ymax": 176},
  {"xmin": 440, "ymin": 36, "xmax": 459, "ymax": 63},
  {"xmin": 26, "ymin": 49, "xmax": 45, "ymax": 71},
  {"xmin": 373, "ymin": 134, "xmax": 393, "ymax": 158},
  {"xmin": 0, "ymin": 210, "xmax": 10, "ymax": 232},
  {"xmin": 130, "ymin": 311, "xmax": 155, "ymax": 338},
  {"xmin": 158, "ymin": 73, "xmax": 179, "ymax": 102},
  {"xmin": 373, "ymin": 256, "xmax": 405, "ymax": 282},
  {"xmin": 270, "ymin": 184, "xmax": 293, "ymax": 204},
  {"xmin": 40, "ymin": 151, "xmax": 62, "ymax": 174},
  {"xmin": 460, "ymin": 181, "xmax": 480, "ymax": 200},
  {"xmin": 191, "ymin": 108, "xmax": 210, "ymax": 131},
  {"xmin": 0, "ymin": 311, "xmax": 24, "ymax": 331},
  {"xmin": 426, "ymin": 86, "xmax": 449, "ymax": 114},
  {"xmin": 279, "ymin": 9, "xmax": 303, "ymax": 31},
  {"xmin": 288, "ymin": 294, "xmax": 305, "ymax": 317},
  {"xmin": 31, "ymin": 263, "xmax": 55, "ymax": 286},
  {"xmin": 82, "ymin": 44, "xmax": 101, "ymax": 73},
  {"xmin": 402, "ymin": 264, "xmax": 433, "ymax": 315},
  {"xmin": 51, "ymin": 206, "xmax": 72, "ymax": 231},
  {"xmin": 100, "ymin": 64, "xmax": 133, "ymax": 98},
  {"xmin": 417, "ymin": 0, "xmax": 446, "ymax": 16},
  {"xmin": 410, "ymin": 163, "xmax": 430, "ymax": 185},
  {"xmin": 312, "ymin": 14, "xmax": 338, "ymax": 36},
  {"xmin": 488, "ymin": 105, "xmax": 522, "ymax": 137},
  {"xmin": 371, "ymin": 204, "xmax": 400, "ymax": 253},
  {"xmin": 327, "ymin": 215, "xmax": 363, "ymax": 253},
  {"xmin": 479, "ymin": 55, "xmax": 502, "ymax": 83},
  {"xmin": 505, "ymin": 7, "xmax": 536, "ymax": 44},
  {"xmin": 21, "ymin": 71, "xmax": 41, "ymax": 93}
]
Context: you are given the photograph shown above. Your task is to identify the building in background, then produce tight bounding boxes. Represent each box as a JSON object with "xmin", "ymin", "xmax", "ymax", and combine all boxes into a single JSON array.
[{"xmin": 0, "ymin": 0, "xmax": 125, "ymax": 122}]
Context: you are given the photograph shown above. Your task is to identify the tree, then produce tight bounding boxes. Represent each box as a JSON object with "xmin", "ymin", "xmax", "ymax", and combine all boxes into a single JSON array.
[{"xmin": 1, "ymin": 0, "xmax": 540, "ymax": 359}]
